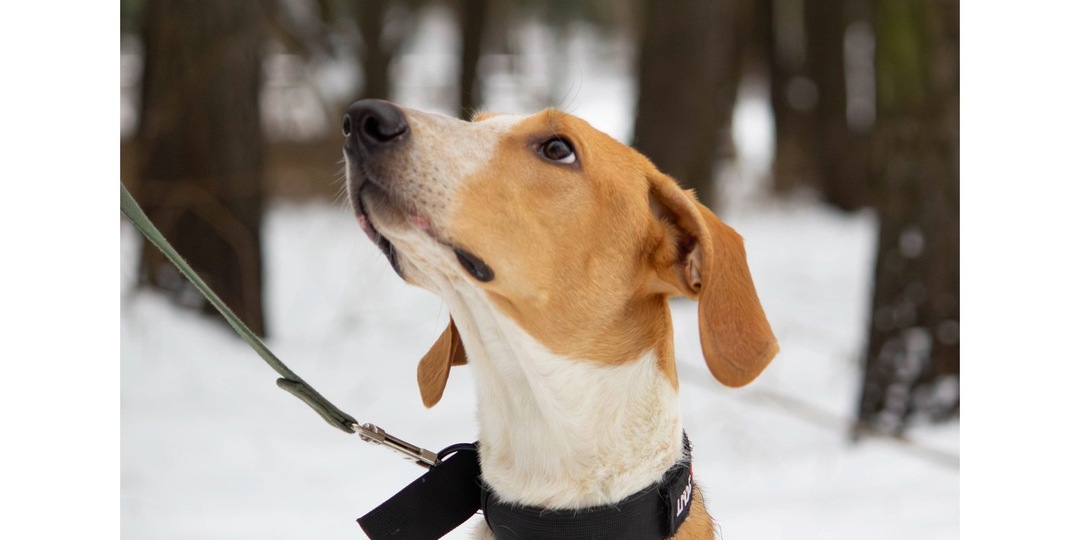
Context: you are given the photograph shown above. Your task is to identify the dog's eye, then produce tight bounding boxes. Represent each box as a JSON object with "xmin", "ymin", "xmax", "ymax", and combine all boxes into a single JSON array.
[{"xmin": 539, "ymin": 138, "xmax": 576, "ymax": 164}]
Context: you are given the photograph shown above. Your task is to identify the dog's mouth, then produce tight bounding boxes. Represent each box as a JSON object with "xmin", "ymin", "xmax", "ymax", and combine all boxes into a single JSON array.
[
  {"xmin": 349, "ymin": 163, "xmax": 495, "ymax": 284},
  {"xmin": 354, "ymin": 187, "xmax": 404, "ymax": 278}
]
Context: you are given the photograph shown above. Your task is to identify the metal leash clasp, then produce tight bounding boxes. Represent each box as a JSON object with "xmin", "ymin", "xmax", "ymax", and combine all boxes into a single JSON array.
[{"xmin": 351, "ymin": 422, "xmax": 440, "ymax": 469}]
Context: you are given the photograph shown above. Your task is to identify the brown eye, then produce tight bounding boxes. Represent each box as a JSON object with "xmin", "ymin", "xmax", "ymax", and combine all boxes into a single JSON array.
[{"xmin": 540, "ymin": 138, "xmax": 577, "ymax": 164}]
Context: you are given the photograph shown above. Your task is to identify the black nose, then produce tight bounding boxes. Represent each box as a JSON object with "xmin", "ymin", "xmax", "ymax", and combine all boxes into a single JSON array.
[{"xmin": 343, "ymin": 99, "xmax": 409, "ymax": 150}]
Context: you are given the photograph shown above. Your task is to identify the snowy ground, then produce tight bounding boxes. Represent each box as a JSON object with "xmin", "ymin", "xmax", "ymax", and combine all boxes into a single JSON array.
[{"xmin": 121, "ymin": 8, "xmax": 957, "ymax": 538}]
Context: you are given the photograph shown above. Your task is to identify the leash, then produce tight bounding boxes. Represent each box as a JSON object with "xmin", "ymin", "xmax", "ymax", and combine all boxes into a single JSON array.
[{"xmin": 120, "ymin": 182, "xmax": 439, "ymax": 468}]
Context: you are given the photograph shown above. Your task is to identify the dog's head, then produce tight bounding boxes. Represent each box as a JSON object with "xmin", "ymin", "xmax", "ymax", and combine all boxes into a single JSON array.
[{"xmin": 343, "ymin": 100, "xmax": 778, "ymax": 407}]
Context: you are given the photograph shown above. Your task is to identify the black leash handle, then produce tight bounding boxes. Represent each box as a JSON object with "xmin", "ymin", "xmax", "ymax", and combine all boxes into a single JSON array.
[{"xmin": 358, "ymin": 443, "xmax": 482, "ymax": 539}]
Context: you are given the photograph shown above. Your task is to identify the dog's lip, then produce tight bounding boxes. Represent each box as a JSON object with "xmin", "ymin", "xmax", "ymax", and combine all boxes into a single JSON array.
[
  {"xmin": 354, "ymin": 187, "xmax": 404, "ymax": 277},
  {"xmin": 355, "ymin": 211, "xmax": 377, "ymax": 241},
  {"xmin": 351, "ymin": 167, "xmax": 488, "ymax": 282},
  {"xmin": 353, "ymin": 188, "xmax": 380, "ymax": 242},
  {"xmin": 407, "ymin": 214, "xmax": 434, "ymax": 234},
  {"xmin": 347, "ymin": 147, "xmax": 437, "ymax": 240},
  {"xmin": 355, "ymin": 186, "xmax": 437, "ymax": 242}
]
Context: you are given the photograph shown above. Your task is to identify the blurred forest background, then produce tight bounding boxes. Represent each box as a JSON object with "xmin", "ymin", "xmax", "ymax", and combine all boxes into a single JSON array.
[{"xmin": 120, "ymin": 0, "xmax": 958, "ymax": 436}]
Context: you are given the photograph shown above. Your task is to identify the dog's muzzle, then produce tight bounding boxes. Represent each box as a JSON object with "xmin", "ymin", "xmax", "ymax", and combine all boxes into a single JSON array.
[
  {"xmin": 342, "ymin": 99, "xmax": 410, "ymax": 276},
  {"xmin": 342, "ymin": 99, "xmax": 496, "ymax": 283}
]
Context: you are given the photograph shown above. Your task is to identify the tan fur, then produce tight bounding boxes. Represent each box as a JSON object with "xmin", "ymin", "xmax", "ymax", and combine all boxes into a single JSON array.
[
  {"xmin": 450, "ymin": 112, "xmax": 679, "ymax": 376},
  {"xmin": 417, "ymin": 318, "xmax": 467, "ymax": 408},
  {"xmin": 418, "ymin": 109, "xmax": 777, "ymax": 396},
  {"xmin": 647, "ymin": 179, "xmax": 779, "ymax": 387},
  {"xmin": 675, "ymin": 486, "xmax": 717, "ymax": 539}
]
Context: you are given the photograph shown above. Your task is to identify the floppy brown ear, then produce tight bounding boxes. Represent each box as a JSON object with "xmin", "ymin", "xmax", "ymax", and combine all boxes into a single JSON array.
[
  {"xmin": 417, "ymin": 318, "xmax": 467, "ymax": 407},
  {"xmin": 692, "ymin": 201, "xmax": 779, "ymax": 386},
  {"xmin": 649, "ymin": 178, "xmax": 779, "ymax": 387}
]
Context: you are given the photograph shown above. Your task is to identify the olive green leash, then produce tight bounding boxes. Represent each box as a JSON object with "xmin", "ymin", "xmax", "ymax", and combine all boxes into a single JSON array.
[{"xmin": 121, "ymin": 182, "xmax": 438, "ymax": 467}]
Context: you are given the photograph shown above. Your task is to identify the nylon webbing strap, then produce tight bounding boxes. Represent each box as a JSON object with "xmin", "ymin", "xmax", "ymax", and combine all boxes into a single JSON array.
[
  {"xmin": 120, "ymin": 183, "xmax": 359, "ymax": 434},
  {"xmin": 358, "ymin": 445, "xmax": 482, "ymax": 539}
]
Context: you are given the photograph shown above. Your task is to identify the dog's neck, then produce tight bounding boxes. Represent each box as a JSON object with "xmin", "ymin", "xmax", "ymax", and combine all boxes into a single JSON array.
[{"xmin": 444, "ymin": 285, "xmax": 684, "ymax": 510}]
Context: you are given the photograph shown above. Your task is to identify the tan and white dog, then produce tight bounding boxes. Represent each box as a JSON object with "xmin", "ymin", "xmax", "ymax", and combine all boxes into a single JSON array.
[{"xmin": 342, "ymin": 100, "xmax": 778, "ymax": 539}]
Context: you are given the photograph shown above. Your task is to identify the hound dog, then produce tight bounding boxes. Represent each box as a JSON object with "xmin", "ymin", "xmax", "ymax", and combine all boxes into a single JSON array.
[{"xmin": 342, "ymin": 100, "xmax": 778, "ymax": 539}]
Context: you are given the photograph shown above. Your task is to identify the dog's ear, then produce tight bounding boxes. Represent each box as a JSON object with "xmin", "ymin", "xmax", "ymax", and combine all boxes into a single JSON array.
[
  {"xmin": 649, "ymin": 176, "xmax": 779, "ymax": 387},
  {"xmin": 417, "ymin": 318, "xmax": 467, "ymax": 407}
]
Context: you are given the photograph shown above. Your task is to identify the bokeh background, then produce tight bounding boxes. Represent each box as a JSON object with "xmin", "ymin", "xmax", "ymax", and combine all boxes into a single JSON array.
[{"xmin": 120, "ymin": 0, "xmax": 959, "ymax": 538}]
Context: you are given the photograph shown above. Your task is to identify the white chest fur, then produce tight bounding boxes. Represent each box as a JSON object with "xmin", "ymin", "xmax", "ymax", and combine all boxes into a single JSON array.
[
  {"xmin": 392, "ymin": 230, "xmax": 685, "ymax": 510},
  {"xmin": 443, "ymin": 284, "xmax": 684, "ymax": 510}
]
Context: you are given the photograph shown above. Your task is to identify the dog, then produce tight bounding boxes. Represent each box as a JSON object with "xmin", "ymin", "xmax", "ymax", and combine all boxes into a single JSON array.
[{"xmin": 342, "ymin": 99, "xmax": 778, "ymax": 539}]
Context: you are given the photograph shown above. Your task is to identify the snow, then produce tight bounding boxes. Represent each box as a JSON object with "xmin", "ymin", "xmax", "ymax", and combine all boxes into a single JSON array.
[{"xmin": 121, "ymin": 9, "xmax": 957, "ymax": 539}]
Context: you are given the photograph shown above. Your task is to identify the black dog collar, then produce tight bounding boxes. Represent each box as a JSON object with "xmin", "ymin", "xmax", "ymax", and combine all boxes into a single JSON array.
[
  {"xmin": 358, "ymin": 434, "xmax": 695, "ymax": 540},
  {"xmin": 480, "ymin": 434, "xmax": 694, "ymax": 540}
]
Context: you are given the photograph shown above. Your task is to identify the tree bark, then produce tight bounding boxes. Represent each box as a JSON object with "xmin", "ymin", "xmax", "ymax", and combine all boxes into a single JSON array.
[
  {"xmin": 457, "ymin": 0, "xmax": 491, "ymax": 118},
  {"xmin": 633, "ymin": 0, "xmax": 738, "ymax": 208},
  {"xmin": 804, "ymin": 0, "xmax": 872, "ymax": 210},
  {"xmin": 136, "ymin": 0, "xmax": 268, "ymax": 336},
  {"xmin": 760, "ymin": 0, "xmax": 821, "ymax": 195},
  {"xmin": 355, "ymin": 0, "xmax": 394, "ymax": 101},
  {"xmin": 856, "ymin": 0, "xmax": 959, "ymax": 434}
]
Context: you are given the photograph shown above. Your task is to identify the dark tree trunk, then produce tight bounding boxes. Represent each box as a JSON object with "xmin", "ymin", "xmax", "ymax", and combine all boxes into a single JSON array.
[
  {"xmin": 760, "ymin": 0, "xmax": 822, "ymax": 195},
  {"xmin": 136, "ymin": 0, "xmax": 268, "ymax": 336},
  {"xmin": 457, "ymin": 0, "xmax": 490, "ymax": 118},
  {"xmin": 633, "ymin": 0, "xmax": 738, "ymax": 208},
  {"xmin": 804, "ymin": 0, "xmax": 872, "ymax": 210},
  {"xmin": 856, "ymin": 0, "xmax": 959, "ymax": 434},
  {"xmin": 355, "ymin": 0, "xmax": 393, "ymax": 101},
  {"xmin": 733, "ymin": 0, "xmax": 767, "ymax": 81}
]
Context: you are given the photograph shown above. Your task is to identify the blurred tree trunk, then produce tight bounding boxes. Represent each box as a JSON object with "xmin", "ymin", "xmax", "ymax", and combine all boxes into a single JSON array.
[
  {"xmin": 733, "ymin": 0, "xmax": 768, "ymax": 82},
  {"xmin": 633, "ymin": 0, "xmax": 738, "ymax": 208},
  {"xmin": 351, "ymin": 1, "xmax": 418, "ymax": 103},
  {"xmin": 457, "ymin": 0, "xmax": 490, "ymax": 118},
  {"xmin": 759, "ymin": 0, "xmax": 821, "ymax": 195},
  {"xmin": 804, "ymin": 0, "xmax": 872, "ymax": 210},
  {"xmin": 136, "ymin": 0, "xmax": 268, "ymax": 336},
  {"xmin": 856, "ymin": 0, "xmax": 959, "ymax": 435},
  {"xmin": 355, "ymin": 0, "xmax": 393, "ymax": 100}
]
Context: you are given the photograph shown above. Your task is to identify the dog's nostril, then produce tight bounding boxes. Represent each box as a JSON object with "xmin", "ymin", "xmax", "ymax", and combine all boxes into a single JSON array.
[
  {"xmin": 363, "ymin": 116, "xmax": 382, "ymax": 140},
  {"xmin": 342, "ymin": 114, "xmax": 352, "ymax": 137},
  {"xmin": 362, "ymin": 114, "xmax": 405, "ymax": 143}
]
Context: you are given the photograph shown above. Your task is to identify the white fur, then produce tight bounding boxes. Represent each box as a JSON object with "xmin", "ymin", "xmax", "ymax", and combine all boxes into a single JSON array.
[
  {"xmin": 466, "ymin": 305, "xmax": 684, "ymax": 509},
  {"xmin": 389, "ymin": 233, "xmax": 684, "ymax": 510}
]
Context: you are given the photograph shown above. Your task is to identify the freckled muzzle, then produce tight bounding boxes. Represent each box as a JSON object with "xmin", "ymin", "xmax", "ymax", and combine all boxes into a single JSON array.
[{"xmin": 342, "ymin": 99, "xmax": 496, "ymax": 283}]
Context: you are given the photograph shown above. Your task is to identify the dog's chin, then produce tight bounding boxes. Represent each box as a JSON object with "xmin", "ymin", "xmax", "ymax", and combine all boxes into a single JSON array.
[
  {"xmin": 353, "ymin": 184, "xmax": 406, "ymax": 279},
  {"xmin": 351, "ymin": 177, "xmax": 494, "ymax": 286}
]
